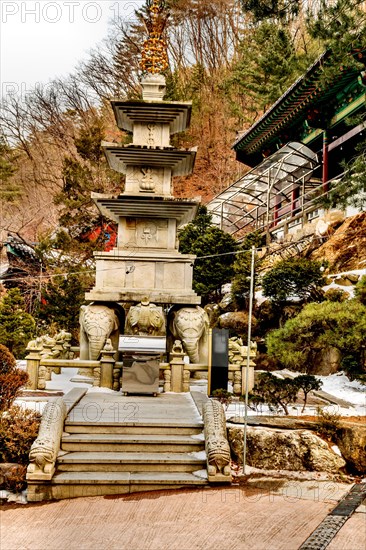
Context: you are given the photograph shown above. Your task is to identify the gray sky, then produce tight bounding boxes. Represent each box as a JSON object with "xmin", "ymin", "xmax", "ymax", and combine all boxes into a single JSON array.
[{"xmin": 0, "ymin": 1, "xmax": 143, "ymax": 98}]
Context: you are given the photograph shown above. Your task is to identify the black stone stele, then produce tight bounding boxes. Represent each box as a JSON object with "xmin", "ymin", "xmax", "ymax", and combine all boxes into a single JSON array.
[{"xmin": 209, "ymin": 328, "xmax": 229, "ymax": 395}]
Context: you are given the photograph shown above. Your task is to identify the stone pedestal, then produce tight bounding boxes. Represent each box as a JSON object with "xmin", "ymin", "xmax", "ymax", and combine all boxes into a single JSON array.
[
  {"xmin": 25, "ymin": 344, "xmax": 42, "ymax": 390},
  {"xmin": 241, "ymin": 365, "xmax": 255, "ymax": 394},
  {"xmin": 100, "ymin": 348, "xmax": 115, "ymax": 390},
  {"xmin": 86, "ymin": 249, "xmax": 200, "ymax": 305},
  {"xmin": 169, "ymin": 341, "xmax": 186, "ymax": 393}
]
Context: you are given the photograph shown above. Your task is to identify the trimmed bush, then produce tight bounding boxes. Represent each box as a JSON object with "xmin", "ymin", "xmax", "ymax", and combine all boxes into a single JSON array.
[
  {"xmin": 0, "ymin": 405, "xmax": 41, "ymax": 464},
  {"xmin": 3, "ymin": 464, "xmax": 28, "ymax": 493},
  {"xmin": 266, "ymin": 300, "xmax": 366, "ymax": 377},
  {"xmin": 0, "ymin": 344, "xmax": 28, "ymax": 412},
  {"xmin": 248, "ymin": 372, "xmax": 299, "ymax": 415}
]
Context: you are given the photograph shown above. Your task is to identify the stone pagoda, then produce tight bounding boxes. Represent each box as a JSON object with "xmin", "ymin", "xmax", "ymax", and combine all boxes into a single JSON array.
[{"xmin": 85, "ymin": 3, "xmax": 200, "ymax": 307}]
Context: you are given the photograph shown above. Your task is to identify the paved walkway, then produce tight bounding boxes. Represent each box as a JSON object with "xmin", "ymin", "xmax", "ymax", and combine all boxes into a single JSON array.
[{"xmin": 2, "ymin": 482, "xmax": 364, "ymax": 550}]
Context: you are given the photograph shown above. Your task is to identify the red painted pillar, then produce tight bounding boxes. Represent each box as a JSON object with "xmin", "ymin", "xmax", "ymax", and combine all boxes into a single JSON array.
[
  {"xmin": 274, "ymin": 197, "xmax": 281, "ymax": 226},
  {"xmin": 322, "ymin": 130, "xmax": 329, "ymax": 192},
  {"xmin": 291, "ymin": 187, "xmax": 299, "ymax": 215}
]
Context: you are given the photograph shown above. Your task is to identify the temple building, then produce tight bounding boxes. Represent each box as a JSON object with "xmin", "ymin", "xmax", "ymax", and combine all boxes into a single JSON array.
[{"xmin": 207, "ymin": 49, "xmax": 366, "ymax": 241}]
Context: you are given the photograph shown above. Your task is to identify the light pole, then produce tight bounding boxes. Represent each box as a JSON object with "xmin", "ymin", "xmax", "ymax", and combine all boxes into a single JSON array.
[{"xmin": 243, "ymin": 245, "xmax": 256, "ymax": 476}]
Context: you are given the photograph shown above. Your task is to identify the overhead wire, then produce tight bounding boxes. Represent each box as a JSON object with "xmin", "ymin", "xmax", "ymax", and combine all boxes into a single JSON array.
[{"xmin": 0, "ymin": 228, "xmax": 360, "ymax": 285}]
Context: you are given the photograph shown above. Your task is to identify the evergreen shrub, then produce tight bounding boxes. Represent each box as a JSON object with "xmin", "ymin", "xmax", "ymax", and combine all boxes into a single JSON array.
[
  {"xmin": 0, "ymin": 345, "xmax": 28, "ymax": 412},
  {"xmin": 0, "ymin": 405, "xmax": 41, "ymax": 464}
]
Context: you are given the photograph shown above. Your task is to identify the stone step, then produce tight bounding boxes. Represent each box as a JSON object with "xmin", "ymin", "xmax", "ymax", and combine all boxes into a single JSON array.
[
  {"xmin": 57, "ymin": 451, "xmax": 206, "ymax": 472},
  {"xmin": 61, "ymin": 433, "xmax": 205, "ymax": 453},
  {"xmin": 64, "ymin": 422, "xmax": 203, "ymax": 436},
  {"xmin": 27, "ymin": 471, "xmax": 208, "ymax": 501}
]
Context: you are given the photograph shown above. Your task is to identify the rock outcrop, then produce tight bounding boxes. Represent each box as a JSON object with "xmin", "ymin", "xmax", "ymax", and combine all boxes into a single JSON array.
[
  {"xmin": 218, "ymin": 311, "xmax": 257, "ymax": 335},
  {"xmin": 228, "ymin": 426, "xmax": 346, "ymax": 473},
  {"xmin": 310, "ymin": 212, "xmax": 366, "ymax": 271},
  {"xmin": 334, "ymin": 424, "xmax": 366, "ymax": 474}
]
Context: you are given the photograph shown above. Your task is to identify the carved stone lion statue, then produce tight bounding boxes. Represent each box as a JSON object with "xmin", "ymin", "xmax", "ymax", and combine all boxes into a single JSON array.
[
  {"xmin": 28, "ymin": 436, "xmax": 56, "ymax": 470},
  {"xmin": 203, "ymin": 400, "xmax": 231, "ymax": 481}
]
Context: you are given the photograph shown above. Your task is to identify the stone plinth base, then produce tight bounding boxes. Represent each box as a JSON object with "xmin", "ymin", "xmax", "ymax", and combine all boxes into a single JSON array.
[
  {"xmin": 86, "ymin": 250, "xmax": 201, "ymax": 305},
  {"xmin": 86, "ymin": 289, "xmax": 200, "ymax": 305}
]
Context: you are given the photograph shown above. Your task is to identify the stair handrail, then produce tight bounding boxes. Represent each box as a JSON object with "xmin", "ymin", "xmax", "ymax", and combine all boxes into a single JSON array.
[
  {"xmin": 202, "ymin": 399, "xmax": 232, "ymax": 483},
  {"xmin": 27, "ymin": 397, "xmax": 67, "ymax": 481}
]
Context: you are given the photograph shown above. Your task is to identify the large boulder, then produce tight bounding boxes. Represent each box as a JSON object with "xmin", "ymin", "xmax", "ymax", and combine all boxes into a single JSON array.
[
  {"xmin": 334, "ymin": 424, "xmax": 366, "ymax": 474},
  {"xmin": 218, "ymin": 293, "xmax": 235, "ymax": 313},
  {"xmin": 314, "ymin": 346, "xmax": 341, "ymax": 375},
  {"xmin": 228, "ymin": 426, "xmax": 345, "ymax": 473},
  {"xmin": 218, "ymin": 311, "xmax": 257, "ymax": 336}
]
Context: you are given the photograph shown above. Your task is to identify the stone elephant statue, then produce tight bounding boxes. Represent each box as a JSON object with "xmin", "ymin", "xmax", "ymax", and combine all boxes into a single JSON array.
[
  {"xmin": 79, "ymin": 304, "xmax": 120, "ymax": 361},
  {"xmin": 125, "ymin": 299, "xmax": 165, "ymax": 336},
  {"xmin": 169, "ymin": 306, "xmax": 209, "ymax": 364}
]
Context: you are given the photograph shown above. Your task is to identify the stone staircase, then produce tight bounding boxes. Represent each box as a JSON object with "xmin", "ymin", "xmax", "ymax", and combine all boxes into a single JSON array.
[
  {"xmin": 259, "ymin": 235, "xmax": 315, "ymax": 271},
  {"xmin": 27, "ymin": 392, "xmax": 209, "ymax": 501}
]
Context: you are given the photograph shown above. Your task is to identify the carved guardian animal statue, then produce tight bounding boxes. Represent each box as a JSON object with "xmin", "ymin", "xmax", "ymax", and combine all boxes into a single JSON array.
[
  {"xmin": 169, "ymin": 306, "xmax": 209, "ymax": 364},
  {"xmin": 27, "ymin": 398, "xmax": 67, "ymax": 481},
  {"xmin": 28, "ymin": 437, "xmax": 56, "ymax": 471},
  {"xmin": 203, "ymin": 400, "xmax": 231, "ymax": 481}
]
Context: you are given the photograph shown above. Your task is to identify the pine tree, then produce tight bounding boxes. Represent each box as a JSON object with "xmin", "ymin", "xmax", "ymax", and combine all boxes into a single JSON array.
[
  {"xmin": 262, "ymin": 257, "xmax": 325, "ymax": 305},
  {"xmin": 0, "ymin": 137, "xmax": 20, "ymax": 202},
  {"xmin": 38, "ymin": 273, "xmax": 91, "ymax": 342},
  {"xmin": 178, "ymin": 206, "xmax": 238, "ymax": 302},
  {"xmin": 224, "ymin": 21, "xmax": 312, "ymax": 125},
  {"xmin": 0, "ymin": 289, "xmax": 35, "ymax": 357}
]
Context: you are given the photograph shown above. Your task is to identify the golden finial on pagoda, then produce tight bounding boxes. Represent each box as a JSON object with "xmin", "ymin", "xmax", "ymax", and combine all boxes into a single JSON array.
[{"xmin": 139, "ymin": 0, "xmax": 169, "ymax": 75}]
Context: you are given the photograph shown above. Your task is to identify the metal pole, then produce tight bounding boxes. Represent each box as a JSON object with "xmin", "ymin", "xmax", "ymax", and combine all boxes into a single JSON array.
[{"xmin": 243, "ymin": 245, "xmax": 255, "ymax": 476}]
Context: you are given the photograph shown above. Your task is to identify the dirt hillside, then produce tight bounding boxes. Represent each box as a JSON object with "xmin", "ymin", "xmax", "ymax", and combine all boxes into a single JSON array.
[{"xmin": 310, "ymin": 212, "xmax": 366, "ymax": 272}]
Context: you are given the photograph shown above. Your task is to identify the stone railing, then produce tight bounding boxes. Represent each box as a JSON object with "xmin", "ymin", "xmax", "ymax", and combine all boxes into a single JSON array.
[
  {"xmin": 27, "ymin": 388, "xmax": 87, "ymax": 482},
  {"xmin": 26, "ymin": 336, "xmax": 256, "ymax": 395},
  {"xmin": 25, "ymin": 340, "xmax": 119, "ymax": 391},
  {"xmin": 202, "ymin": 399, "xmax": 232, "ymax": 483},
  {"xmin": 27, "ymin": 397, "xmax": 67, "ymax": 481},
  {"xmin": 161, "ymin": 337, "xmax": 256, "ymax": 395}
]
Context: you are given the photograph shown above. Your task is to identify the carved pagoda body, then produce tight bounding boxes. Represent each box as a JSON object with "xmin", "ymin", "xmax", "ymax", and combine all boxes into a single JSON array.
[{"xmin": 86, "ymin": 75, "xmax": 200, "ymax": 306}]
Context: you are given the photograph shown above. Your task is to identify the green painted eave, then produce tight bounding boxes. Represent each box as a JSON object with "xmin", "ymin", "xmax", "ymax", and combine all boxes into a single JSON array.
[
  {"xmin": 302, "ymin": 92, "xmax": 366, "ymax": 145},
  {"xmin": 233, "ymin": 50, "xmax": 366, "ymax": 162}
]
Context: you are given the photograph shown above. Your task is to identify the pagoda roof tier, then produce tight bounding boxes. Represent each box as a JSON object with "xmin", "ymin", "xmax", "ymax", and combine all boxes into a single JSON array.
[
  {"xmin": 111, "ymin": 100, "xmax": 192, "ymax": 134},
  {"xmin": 102, "ymin": 142, "xmax": 196, "ymax": 177},
  {"xmin": 92, "ymin": 193, "xmax": 200, "ymax": 227}
]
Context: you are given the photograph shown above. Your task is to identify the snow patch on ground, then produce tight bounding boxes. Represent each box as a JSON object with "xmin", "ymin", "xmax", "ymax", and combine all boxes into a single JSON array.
[
  {"xmin": 189, "ymin": 450, "xmax": 207, "ymax": 460},
  {"xmin": 0, "ymin": 490, "xmax": 27, "ymax": 504},
  {"xmin": 319, "ymin": 373, "xmax": 366, "ymax": 407},
  {"xmin": 191, "ymin": 432, "xmax": 205, "ymax": 441},
  {"xmin": 192, "ymin": 469, "xmax": 208, "ymax": 480},
  {"xmin": 87, "ymin": 386, "xmax": 119, "ymax": 395},
  {"xmin": 331, "ymin": 445, "xmax": 343, "ymax": 457},
  {"xmin": 47, "ymin": 368, "xmax": 91, "ymax": 393},
  {"xmin": 14, "ymin": 368, "xmax": 91, "ymax": 412}
]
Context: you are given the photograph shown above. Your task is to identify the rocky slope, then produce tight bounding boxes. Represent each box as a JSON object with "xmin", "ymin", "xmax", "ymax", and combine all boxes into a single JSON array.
[{"xmin": 310, "ymin": 211, "xmax": 366, "ymax": 272}]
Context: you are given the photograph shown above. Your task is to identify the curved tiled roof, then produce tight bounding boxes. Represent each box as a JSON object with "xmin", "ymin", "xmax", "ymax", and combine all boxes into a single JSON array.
[{"xmin": 233, "ymin": 50, "xmax": 365, "ymax": 164}]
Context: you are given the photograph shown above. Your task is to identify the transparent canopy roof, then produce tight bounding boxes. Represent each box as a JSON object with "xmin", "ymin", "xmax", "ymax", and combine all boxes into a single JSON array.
[{"xmin": 207, "ymin": 142, "xmax": 318, "ymax": 235}]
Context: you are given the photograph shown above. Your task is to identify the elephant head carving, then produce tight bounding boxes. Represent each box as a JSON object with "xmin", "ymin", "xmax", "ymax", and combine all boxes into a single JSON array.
[
  {"xmin": 125, "ymin": 299, "xmax": 165, "ymax": 336},
  {"xmin": 170, "ymin": 306, "xmax": 209, "ymax": 364},
  {"xmin": 79, "ymin": 304, "xmax": 120, "ymax": 361}
]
